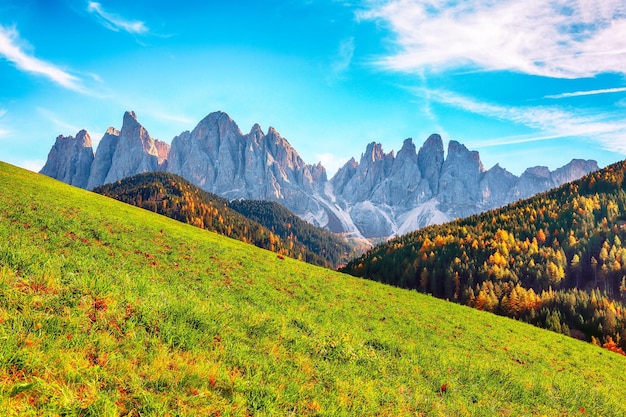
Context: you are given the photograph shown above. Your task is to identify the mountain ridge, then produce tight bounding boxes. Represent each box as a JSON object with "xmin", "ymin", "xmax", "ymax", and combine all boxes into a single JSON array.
[{"xmin": 40, "ymin": 110, "xmax": 599, "ymax": 239}]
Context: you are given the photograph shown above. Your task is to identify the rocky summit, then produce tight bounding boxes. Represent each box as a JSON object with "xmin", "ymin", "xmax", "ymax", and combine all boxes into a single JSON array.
[
  {"xmin": 40, "ymin": 111, "xmax": 599, "ymax": 240},
  {"xmin": 40, "ymin": 130, "xmax": 94, "ymax": 189}
]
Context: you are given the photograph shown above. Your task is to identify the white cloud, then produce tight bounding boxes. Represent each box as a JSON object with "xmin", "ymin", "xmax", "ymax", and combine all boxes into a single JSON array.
[
  {"xmin": 423, "ymin": 88, "xmax": 626, "ymax": 153},
  {"xmin": 0, "ymin": 25, "xmax": 85, "ymax": 92},
  {"xmin": 361, "ymin": 0, "xmax": 626, "ymax": 78},
  {"xmin": 315, "ymin": 152, "xmax": 352, "ymax": 177},
  {"xmin": 18, "ymin": 159, "xmax": 46, "ymax": 173},
  {"xmin": 87, "ymin": 2, "xmax": 148, "ymax": 34},
  {"xmin": 544, "ymin": 87, "xmax": 626, "ymax": 99}
]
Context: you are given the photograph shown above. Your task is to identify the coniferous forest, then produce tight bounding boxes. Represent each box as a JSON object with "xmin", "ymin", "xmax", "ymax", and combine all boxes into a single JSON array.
[
  {"xmin": 228, "ymin": 199, "xmax": 357, "ymax": 268},
  {"xmin": 342, "ymin": 160, "xmax": 626, "ymax": 354},
  {"xmin": 94, "ymin": 172, "xmax": 354, "ymax": 268}
]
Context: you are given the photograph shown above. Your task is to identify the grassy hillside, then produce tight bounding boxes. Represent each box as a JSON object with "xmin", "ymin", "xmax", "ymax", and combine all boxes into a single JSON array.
[
  {"xmin": 93, "ymin": 172, "xmax": 354, "ymax": 268},
  {"xmin": 1, "ymin": 161, "xmax": 626, "ymax": 416},
  {"xmin": 342, "ymin": 160, "xmax": 626, "ymax": 351}
]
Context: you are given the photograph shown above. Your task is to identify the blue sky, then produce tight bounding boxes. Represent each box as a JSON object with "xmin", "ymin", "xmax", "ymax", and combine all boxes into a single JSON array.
[{"xmin": 1, "ymin": 0, "xmax": 626, "ymax": 177}]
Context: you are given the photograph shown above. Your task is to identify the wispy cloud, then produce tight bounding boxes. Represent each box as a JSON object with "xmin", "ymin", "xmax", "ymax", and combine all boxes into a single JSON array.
[
  {"xmin": 0, "ymin": 25, "xmax": 85, "ymax": 92},
  {"xmin": 0, "ymin": 109, "xmax": 8, "ymax": 138},
  {"xmin": 360, "ymin": 0, "xmax": 626, "ymax": 78},
  {"xmin": 153, "ymin": 112, "xmax": 194, "ymax": 125},
  {"xmin": 36, "ymin": 108, "xmax": 82, "ymax": 134},
  {"xmin": 331, "ymin": 37, "xmax": 355, "ymax": 78},
  {"xmin": 87, "ymin": 2, "xmax": 148, "ymax": 34},
  {"xmin": 422, "ymin": 88, "xmax": 626, "ymax": 154},
  {"xmin": 545, "ymin": 87, "xmax": 626, "ymax": 99}
]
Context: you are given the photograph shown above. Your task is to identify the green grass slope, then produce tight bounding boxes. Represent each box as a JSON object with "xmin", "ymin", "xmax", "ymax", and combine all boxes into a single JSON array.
[{"xmin": 1, "ymin": 161, "xmax": 626, "ymax": 416}]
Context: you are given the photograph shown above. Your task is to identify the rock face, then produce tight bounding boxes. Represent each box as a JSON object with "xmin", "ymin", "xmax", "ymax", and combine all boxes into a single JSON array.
[
  {"xmin": 40, "ymin": 130, "xmax": 94, "ymax": 189},
  {"xmin": 99, "ymin": 111, "xmax": 165, "ymax": 185},
  {"xmin": 326, "ymin": 139, "xmax": 598, "ymax": 238},
  {"xmin": 166, "ymin": 112, "xmax": 327, "ymax": 218},
  {"xmin": 86, "ymin": 127, "xmax": 120, "ymax": 190},
  {"xmin": 40, "ymin": 110, "xmax": 600, "ymax": 240},
  {"xmin": 84, "ymin": 111, "xmax": 169, "ymax": 189}
]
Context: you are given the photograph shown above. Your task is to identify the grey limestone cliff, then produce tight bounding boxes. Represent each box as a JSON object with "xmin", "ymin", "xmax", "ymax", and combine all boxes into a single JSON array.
[
  {"xmin": 40, "ymin": 130, "xmax": 94, "ymax": 189},
  {"xmin": 167, "ymin": 111, "xmax": 328, "ymax": 218}
]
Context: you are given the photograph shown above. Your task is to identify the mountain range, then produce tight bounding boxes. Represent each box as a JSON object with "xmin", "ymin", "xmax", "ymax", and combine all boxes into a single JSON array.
[{"xmin": 40, "ymin": 111, "xmax": 599, "ymax": 239}]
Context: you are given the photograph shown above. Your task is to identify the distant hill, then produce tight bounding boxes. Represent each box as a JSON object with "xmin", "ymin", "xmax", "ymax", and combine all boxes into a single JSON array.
[
  {"xmin": 2, "ymin": 161, "xmax": 626, "ymax": 415},
  {"xmin": 342, "ymin": 160, "xmax": 626, "ymax": 352},
  {"xmin": 93, "ymin": 172, "xmax": 353, "ymax": 268}
]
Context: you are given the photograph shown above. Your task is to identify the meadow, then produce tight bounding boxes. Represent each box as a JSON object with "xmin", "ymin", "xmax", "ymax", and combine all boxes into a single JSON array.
[{"xmin": 1, "ymin": 161, "xmax": 626, "ymax": 416}]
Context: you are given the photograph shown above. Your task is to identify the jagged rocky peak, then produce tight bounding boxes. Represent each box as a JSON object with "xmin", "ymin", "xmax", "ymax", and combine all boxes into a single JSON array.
[
  {"xmin": 194, "ymin": 110, "xmax": 243, "ymax": 139},
  {"xmin": 75, "ymin": 129, "xmax": 92, "ymax": 146},
  {"xmin": 360, "ymin": 142, "xmax": 395, "ymax": 166},
  {"xmin": 438, "ymin": 140, "xmax": 485, "ymax": 210},
  {"xmin": 120, "ymin": 110, "xmax": 156, "ymax": 151},
  {"xmin": 417, "ymin": 133, "xmax": 444, "ymax": 194},
  {"xmin": 486, "ymin": 163, "xmax": 508, "ymax": 174},
  {"xmin": 522, "ymin": 165, "xmax": 551, "ymax": 178},
  {"xmin": 248, "ymin": 123, "xmax": 264, "ymax": 141},
  {"xmin": 446, "ymin": 140, "xmax": 484, "ymax": 168},
  {"xmin": 154, "ymin": 140, "xmax": 170, "ymax": 166},
  {"xmin": 124, "ymin": 110, "xmax": 137, "ymax": 122},
  {"xmin": 398, "ymin": 138, "xmax": 417, "ymax": 157},
  {"xmin": 265, "ymin": 126, "xmax": 308, "ymax": 170},
  {"xmin": 552, "ymin": 159, "xmax": 599, "ymax": 184},
  {"xmin": 480, "ymin": 163, "xmax": 519, "ymax": 207},
  {"xmin": 310, "ymin": 161, "xmax": 328, "ymax": 183},
  {"xmin": 87, "ymin": 129, "xmax": 120, "ymax": 190},
  {"xmin": 105, "ymin": 126, "xmax": 120, "ymax": 136},
  {"xmin": 40, "ymin": 129, "xmax": 95, "ymax": 189},
  {"xmin": 420, "ymin": 133, "xmax": 444, "ymax": 153},
  {"xmin": 330, "ymin": 157, "xmax": 359, "ymax": 194},
  {"xmin": 363, "ymin": 142, "xmax": 383, "ymax": 163},
  {"xmin": 52, "ymin": 129, "xmax": 92, "ymax": 146},
  {"xmin": 85, "ymin": 110, "xmax": 163, "ymax": 188}
]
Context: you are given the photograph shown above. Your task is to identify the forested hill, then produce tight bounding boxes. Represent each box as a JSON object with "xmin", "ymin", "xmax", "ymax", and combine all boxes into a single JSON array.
[
  {"xmin": 228, "ymin": 199, "xmax": 358, "ymax": 268},
  {"xmin": 93, "ymin": 172, "xmax": 353, "ymax": 268},
  {"xmin": 342, "ymin": 160, "xmax": 626, "ymax": 354}
]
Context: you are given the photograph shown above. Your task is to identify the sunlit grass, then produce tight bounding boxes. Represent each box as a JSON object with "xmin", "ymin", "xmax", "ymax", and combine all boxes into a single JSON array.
[{"xmin": 1, "ymin": 161, "xmax": 626, "ymax": 416}]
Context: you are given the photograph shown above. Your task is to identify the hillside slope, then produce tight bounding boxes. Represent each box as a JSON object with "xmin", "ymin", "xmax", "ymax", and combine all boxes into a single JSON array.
[
  {"xmin": 227, "ymin": 198, "xmax": 360, "ymax": 267},
  {"xmin": 1, "ymin": 162, "xmax": 626, "ymax": 416},
  {"xmin": 93, "ymin": 172, "xmax": 353, "ymax": 268},
  {"xmin": 342, "ymin": 160, "xmax": 626, "ymax": 351}
]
